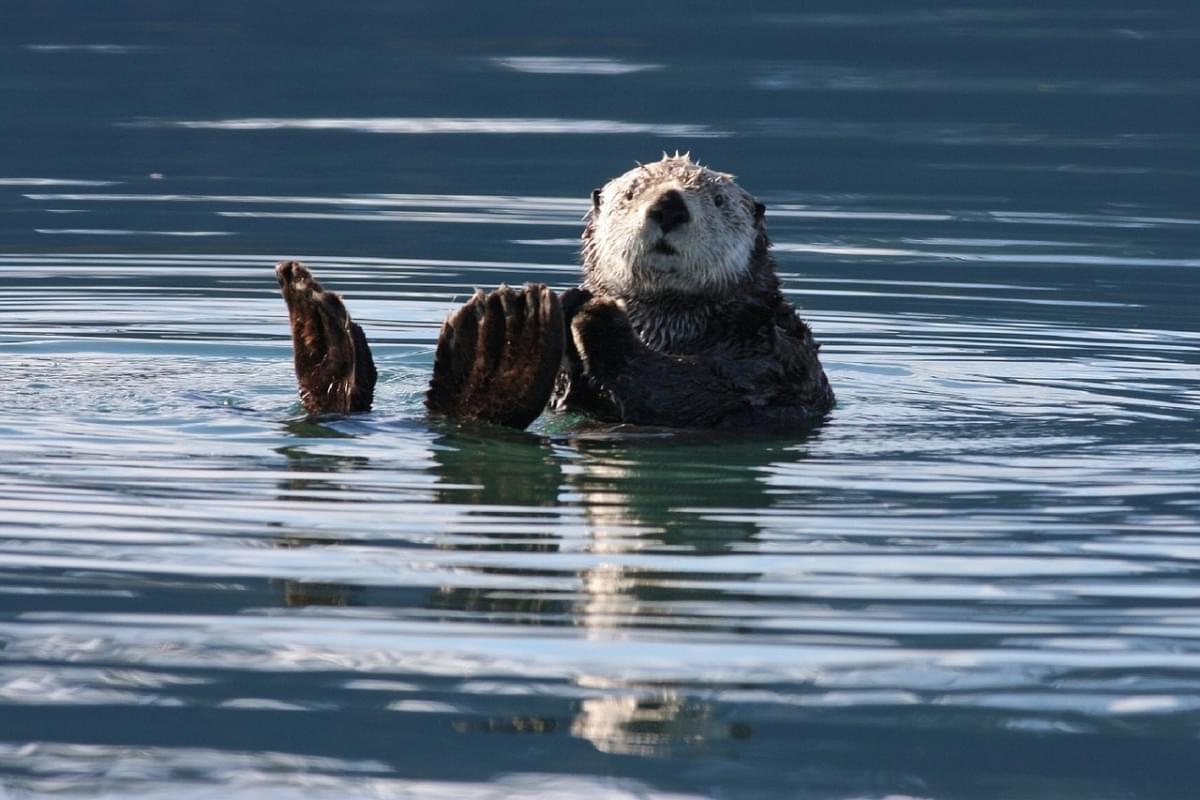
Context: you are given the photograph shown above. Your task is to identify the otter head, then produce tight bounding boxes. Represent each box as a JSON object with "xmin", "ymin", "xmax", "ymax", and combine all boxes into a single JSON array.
[{"xmin": 582, "ymin": 153, "xmax": 767, "ymax": 297}]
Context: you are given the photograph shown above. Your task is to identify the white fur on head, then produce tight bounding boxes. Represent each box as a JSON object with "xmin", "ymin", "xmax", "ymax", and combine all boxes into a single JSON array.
[{"xmin": 584, "ymin": 153, "xmax": 760, "ymax": 295}]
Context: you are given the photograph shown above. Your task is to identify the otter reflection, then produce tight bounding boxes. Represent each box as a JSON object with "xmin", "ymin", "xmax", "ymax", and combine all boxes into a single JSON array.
[
  {"xmin": 426, "ymin": 427, "xmax": 805, "ymax": 756},
  {"xmin": 425, "ymin": 427, "xmax": 816, "ymax": 626},
  {"xmin": 571, "ymin": 689, "xmax": 751, "ymax": 756},
  {"xmin": 272, "ymin": 420, "xmax": 806, "ymax": 755},
  {"xmin": 272, "ymin": 432, "xmax": 376, "ymax": 608},
  {"xmin": 273, "ymin": 422, "xmax": 818, "ymax": 623}
]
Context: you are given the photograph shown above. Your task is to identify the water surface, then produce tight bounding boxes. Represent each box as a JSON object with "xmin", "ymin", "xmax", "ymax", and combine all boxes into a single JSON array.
[{"xmin": 2, "ymin": 3, "xmax": 1199, "ymax": 798}]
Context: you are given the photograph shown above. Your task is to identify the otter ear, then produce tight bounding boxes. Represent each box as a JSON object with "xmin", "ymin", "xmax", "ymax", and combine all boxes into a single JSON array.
[
  {"xmin": 753, "ymin": 201, "xmax": 766, "ymax": 221},
  {"xmin": 591, "ymin": 188, "xmax": 602, "ymax": 210}
]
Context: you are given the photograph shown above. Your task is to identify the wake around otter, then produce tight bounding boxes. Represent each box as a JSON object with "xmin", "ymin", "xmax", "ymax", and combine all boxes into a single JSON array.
[{"xmin": 276, "ymin": 154, "xmax": 834, "ymax": 429}]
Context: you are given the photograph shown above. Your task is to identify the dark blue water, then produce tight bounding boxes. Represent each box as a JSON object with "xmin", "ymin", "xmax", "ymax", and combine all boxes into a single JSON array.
[{"xmin": 2, "ymin": 3, "xmax": 1199, "ymax": 798}]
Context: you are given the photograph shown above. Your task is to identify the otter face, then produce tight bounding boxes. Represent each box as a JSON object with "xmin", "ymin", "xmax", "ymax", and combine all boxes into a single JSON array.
[{"xmin": 583, "ymin": 154, "xmax": 765, "ymax": 295}]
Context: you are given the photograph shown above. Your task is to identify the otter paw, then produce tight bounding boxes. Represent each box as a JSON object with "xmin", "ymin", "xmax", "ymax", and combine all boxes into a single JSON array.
[
  {"xmin": 426, "ymin": 283, "xmax": 564, "ymax": 430},
  {"xmin": 570, "ymin": 298, "xmax": 642, "ymax": 377},
  {"xmin": 276, "ymin": 260, "xmax": 377, "ymax": 414},
  {"xmin": 558, "ymin": 287, "xmax": 593, "ymax": 364},
  {"xmin": 559, "ymin": 287, "xmax": 593, "ymax": 324}
]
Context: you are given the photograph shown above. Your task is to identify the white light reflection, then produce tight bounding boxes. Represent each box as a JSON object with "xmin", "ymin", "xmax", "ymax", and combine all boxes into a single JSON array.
[{"xmin": 123, "ymin": 117, "xmax": 727, "ymax": 137}]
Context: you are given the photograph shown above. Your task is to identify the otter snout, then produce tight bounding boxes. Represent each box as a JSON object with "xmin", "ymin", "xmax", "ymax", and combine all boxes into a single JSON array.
[{"xmin": 646, "ymin": 189, "xmax": 690, "ymax": 234}]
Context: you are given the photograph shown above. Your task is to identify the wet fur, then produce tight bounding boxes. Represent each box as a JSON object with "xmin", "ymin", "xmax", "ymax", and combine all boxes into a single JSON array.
[
  {"xmin": 554, "ymin": 155, "xmax": 834, "ymax": 428},
  {"xmin": 277, "ymin": 155, "xmax": 833, "ymax": 429},
  {"xmin": 276, "ymin": 261, "xmax": 377, "ymax": 414},
  {"xmin": 425, "ymin": 283, "xmax": 564, "ymax": 429}
]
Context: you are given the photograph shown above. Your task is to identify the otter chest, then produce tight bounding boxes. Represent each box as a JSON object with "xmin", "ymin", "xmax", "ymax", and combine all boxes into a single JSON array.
[{"xmin": 621, "ymin": 296, "xmax": 733, "ymax": 355}]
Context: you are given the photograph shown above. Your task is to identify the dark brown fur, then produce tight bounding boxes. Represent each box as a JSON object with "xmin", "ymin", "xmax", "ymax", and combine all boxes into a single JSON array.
[
  {"xmin": 425, "ymin": 283, "xmax": 563, "ymax": 429},
  {"xmin": 549, "ymin": 196, "xmax": 834, "ymax": 428},
  {"xmin": 277, "ymin": 261, "xmax": 561, "ymax": 428},
  {"xmin": 276, "ymin": 165, "xmax": 833, "ymax": 430},
  {"xmin": 276, "ymin": 261, "xmax": 376, "ymax": 415}
]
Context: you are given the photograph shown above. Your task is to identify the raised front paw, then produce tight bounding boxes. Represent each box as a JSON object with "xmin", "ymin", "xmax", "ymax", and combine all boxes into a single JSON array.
[
  {"xmin": 276, "ymin": 261, "xmax": 377, "ymax": 414},
  {"xmin": 568, "ymin": 297, "xmax": 642, "ymax": 378},
  {"xmin": 559, "ymin": 287, "xmax": 593, "ymax": 324},
  {"xmin": 425, "ymin": 283, "xmax": 564, "ymax": 429}
]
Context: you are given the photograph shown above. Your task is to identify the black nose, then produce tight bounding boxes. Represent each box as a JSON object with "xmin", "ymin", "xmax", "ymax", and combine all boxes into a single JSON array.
[{"xmin": 646, "ymin": 189, "xmax": 690, "ymax": 233}]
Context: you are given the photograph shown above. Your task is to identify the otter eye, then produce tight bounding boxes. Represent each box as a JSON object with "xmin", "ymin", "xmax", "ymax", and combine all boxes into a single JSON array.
[
  {"xmin": 624, "ymin": 189, "xmax": 634, "ymax": 201},
  {"xmin": 591, "ymin": 188, "xmax": 602, "ymax": 210},
  {"xmin": 754, "ymin": 201, "xmax": 766, "ymax": 221},
  {"xmin": 714, "ymin": 194, "xmax": 725, "ymax": 207}
]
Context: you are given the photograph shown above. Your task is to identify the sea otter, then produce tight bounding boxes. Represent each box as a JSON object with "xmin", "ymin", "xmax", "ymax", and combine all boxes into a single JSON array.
[{"xmin": 276, "ymin": 154, "xmax": 833, "ymax": 429}]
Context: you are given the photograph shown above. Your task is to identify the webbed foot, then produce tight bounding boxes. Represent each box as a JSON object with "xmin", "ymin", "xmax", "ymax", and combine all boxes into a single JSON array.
[
  {"xmin": 426, "ymin": 283, "xmax": 564, "ymax": 429},
  {"xmin": 276, "ymin": 261, "xmax": 377, "ymax": 414}
]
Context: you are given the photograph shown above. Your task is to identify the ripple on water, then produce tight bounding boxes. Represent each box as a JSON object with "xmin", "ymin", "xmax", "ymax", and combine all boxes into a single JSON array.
[
  {"xmin": 1, "ymin": 185, "xmax": 1199, "ymax": 798},
  {"xmin": 120, "ymin": 117, "xmax": 730, "ymax": 137},
  {"xmin": 5, "ymin": 4, "xmax": 1200, "ymax": 795}
]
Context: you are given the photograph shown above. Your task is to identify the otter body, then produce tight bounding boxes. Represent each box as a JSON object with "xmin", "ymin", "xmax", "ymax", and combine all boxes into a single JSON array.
[
  {"xmin": 550, "ymin": 154, "xmax": 832, "ymax": 427},
  {"xmin": 277, "ymin": 155, "xmax": 833, "ymax": 429}
]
